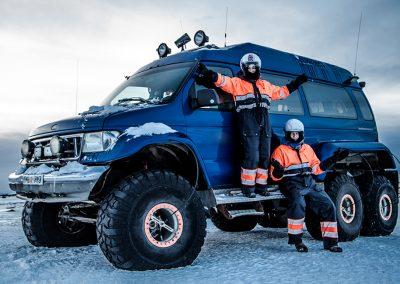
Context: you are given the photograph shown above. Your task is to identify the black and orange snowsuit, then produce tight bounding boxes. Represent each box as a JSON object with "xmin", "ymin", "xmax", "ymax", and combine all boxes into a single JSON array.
[
  {"xmin": 270, "ymin": 144, "xmax": 339, "ymax": 247},
  {"xmin": 214, "ymin": 73, "xmax": 290, "ymax": 189}
]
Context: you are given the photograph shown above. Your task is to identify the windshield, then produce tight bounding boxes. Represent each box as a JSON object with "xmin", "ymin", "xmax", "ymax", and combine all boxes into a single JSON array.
[{"xmin": 101, "ymin": 62, "xmax": 194, "ymax": 106}]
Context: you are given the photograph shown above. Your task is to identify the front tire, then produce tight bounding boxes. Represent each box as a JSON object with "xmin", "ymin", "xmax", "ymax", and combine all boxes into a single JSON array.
[
  {"xmin": 361, "ymin": 176, "xmax": 398, "ymax": 236},
  {"xmin": 22, "ymin": 202, "xmax": 97, "ymax": 247},
  {"xmin": 96, "ymin": 170, "xmax": 207, "ymax": 271}
]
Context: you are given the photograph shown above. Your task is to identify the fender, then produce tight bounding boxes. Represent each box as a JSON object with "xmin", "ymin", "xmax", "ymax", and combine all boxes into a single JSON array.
[
  {"xmin": 314, "ymin": 141, "xmax": 397, "ymax": 182},
  {"xmin": 79, "ymin": 130, "xmax": 212, "ymax": 187}
]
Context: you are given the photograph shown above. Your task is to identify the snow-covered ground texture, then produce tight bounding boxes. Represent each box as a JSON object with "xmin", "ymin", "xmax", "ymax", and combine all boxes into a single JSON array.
[{"xmin": 0, "ymin": 198, "xmax": 399, "ymax": 284}]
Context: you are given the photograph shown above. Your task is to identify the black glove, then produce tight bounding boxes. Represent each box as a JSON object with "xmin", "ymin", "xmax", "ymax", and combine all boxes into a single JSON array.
[
  {"xmin": 286, "ymin": 73, "xmax": 308, "ymax": 93},
  {"xmin": 271, "ymin": 159, "xmax": 285, "ymax": 179},
  {"xmin": 195, "ymin": 63, "xmax": 218, "ymax": 87},
  {"xmin": 320, "ymin": 148, "xmax": 350, "ymax": 170}
]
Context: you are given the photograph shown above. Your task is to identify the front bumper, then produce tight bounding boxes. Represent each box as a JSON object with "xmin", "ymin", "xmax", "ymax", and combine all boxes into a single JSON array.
[{"xmin": 8, "ymin": 165, "xmax": 109, "ymax": 203}]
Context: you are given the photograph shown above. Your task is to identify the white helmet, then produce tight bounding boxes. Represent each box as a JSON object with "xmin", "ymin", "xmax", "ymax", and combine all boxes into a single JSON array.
[
  {"xmin": 284, "ymin": 119, "xmax": 304, "ymax": 144},
  {"xmin": 285, "ymin": 119, "xmax": 304, "ymax": 132},
  {"xmin": 240, "ymin": 53, "xmax": 262, "ymax": 72}
]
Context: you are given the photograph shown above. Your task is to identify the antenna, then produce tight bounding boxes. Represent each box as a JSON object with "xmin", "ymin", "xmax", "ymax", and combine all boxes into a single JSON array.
[
  {"xmin": 353, "ymin": 12, "xmax": 363, "ymax": 75},
  {"xmin": 180, "ymin": 19, "xmax": 184, "ymax": 33},
  {"xmin": 224, "ymin": 7, "xmax": 229, "ymax": 47},
  {"xmin": 75, "ymin": 59, "xmax": 79, "ymax": 115}
]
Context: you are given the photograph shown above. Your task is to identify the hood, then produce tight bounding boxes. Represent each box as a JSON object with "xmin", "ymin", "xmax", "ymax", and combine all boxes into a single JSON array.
[{"xmin": 29, "ymin": 104, "xmax": 163, "ymax": 139}]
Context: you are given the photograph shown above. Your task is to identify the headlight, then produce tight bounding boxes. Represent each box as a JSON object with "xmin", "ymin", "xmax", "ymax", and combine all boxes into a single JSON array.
[
  {"xmin": 34, "ymin": 145, "xmax": 43, "ymax": 159},
  {"xmin": 82, "ymin": 131, "xmax": 119, "ymax": 153},
  {"xmin": 49, "ymin": 136, "xmax": 67, "ymax": 156},
  {"xmin": 21, "ymin": 139, "xmax": 35, "ymax": 158}
]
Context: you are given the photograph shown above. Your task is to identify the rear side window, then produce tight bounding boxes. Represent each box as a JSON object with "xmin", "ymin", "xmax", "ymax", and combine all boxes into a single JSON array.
[
  {"xmin": 302, "ymin": 83, "xmax": 357, "ymax": 119},
  {"xmin": 352, "ymin": 90, "xmax": 373, "ymax": 120},
  {"xmin": 261, "ymin": 73, "xmax": 304, "ymax": 115}
]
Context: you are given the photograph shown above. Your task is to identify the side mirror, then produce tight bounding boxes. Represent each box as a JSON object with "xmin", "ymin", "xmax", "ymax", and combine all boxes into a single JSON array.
[{"xmin": 190, "ymin": 88, "xmax": 220, "ymax": 109}]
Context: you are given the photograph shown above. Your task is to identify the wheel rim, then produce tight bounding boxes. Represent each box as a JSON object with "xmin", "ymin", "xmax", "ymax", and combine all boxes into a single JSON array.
[
  {"xmin": 144, "ymin": 203, "xmax": 183, "ymax": 248},
  {"xmin": 340, "ymin": 194, "xmax": 356, "ymax": 224},
  {"xmin": 379, "ymin": 194, "xmax": 393, "ymax": 221}
]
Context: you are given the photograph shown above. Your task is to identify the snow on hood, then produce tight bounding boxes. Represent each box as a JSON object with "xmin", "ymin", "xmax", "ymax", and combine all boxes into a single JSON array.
[
  {"xmin": 79, "ymin": 105, "xmax": 128, "ymax": 117},
  {"xmin": 122, "ymin": 122, "xmax": 177, "ymax": 140}
]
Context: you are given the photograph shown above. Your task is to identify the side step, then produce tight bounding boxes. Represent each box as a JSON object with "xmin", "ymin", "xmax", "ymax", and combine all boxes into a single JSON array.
[
  {"xmin": 227, "ymin": 209, "xmax": 265, "ymax": 218},
  {"xmin": 214, "ymin": 187, "xmax": 285, "ymax": 205}
]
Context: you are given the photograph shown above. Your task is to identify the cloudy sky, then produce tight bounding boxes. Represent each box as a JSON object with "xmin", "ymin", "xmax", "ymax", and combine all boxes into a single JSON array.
[{"xmin": 0, "ymin": 0, "xmax": 399, "ymax": 192}]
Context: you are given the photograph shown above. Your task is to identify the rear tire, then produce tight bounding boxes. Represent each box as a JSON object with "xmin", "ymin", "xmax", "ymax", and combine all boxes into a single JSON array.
[
  {"xmin": 361, "ymin": 176, "xmax": 398, "ymax": 236},
  {"xmin": 211, "ymin": 209, "xmax": 257, "ymax": 232},
  {"xmin": 22, "ymin": 202, "xmax": 97, "ymax": 247},
  {"xmin": 96, "ymin": 170, "xmax": 207, "ymax": 271},
  {"xmin": 325, "ymin": 174, "xmax": 363, "ymax": 242}
]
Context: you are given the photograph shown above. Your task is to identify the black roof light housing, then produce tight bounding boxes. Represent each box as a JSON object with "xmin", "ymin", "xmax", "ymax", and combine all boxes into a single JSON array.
[
  {"xmin": 194, "ymin": 30, "xmax": 209, "ymax": 47},
  {"xmin": 175, "ymin": 33, "xmax": 191, "ymax": 51},
  {"xmin": 157, "ymin": 43, "xmax": 171, "ymax": 58}
]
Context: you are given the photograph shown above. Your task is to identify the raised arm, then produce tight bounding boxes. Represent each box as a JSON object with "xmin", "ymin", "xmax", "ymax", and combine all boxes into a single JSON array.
[
  {"xmin": 262, "ymin": 74, "xmax": 308, "ymax": 101},
  {"xmin": 195, "ymin": 63, "xmax": 239, "ymax": 95}
]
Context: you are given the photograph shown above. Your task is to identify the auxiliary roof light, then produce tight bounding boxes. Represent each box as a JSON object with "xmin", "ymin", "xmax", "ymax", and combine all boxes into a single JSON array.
[
  {"xmin": 175, "ymin": 33, "xmax": 191, "ymax": 51},
  {"xmin": 157, "ymin": 43, "xmax": 171, "ymax": 58},
  {"xmin": 194, "ymin": 30, "xmax": 209, "ymax": 47}
]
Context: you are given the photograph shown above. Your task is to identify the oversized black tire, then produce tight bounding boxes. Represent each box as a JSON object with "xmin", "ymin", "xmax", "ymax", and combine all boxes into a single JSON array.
[
  {"xmin": 211, "ymin": 210, "xmax": 257, "ymax": 232},
  {"xmin": 96, "ymin": 170, "xmax": 207, "ymax": 271},
  {"xmin": 361, "ymin": 176, "xmax": 398, "ymax": 236},
  {"xmin": 326, "ymin": 174, "xmax": 363, "ymax": 242},
  {"xmin": 22, "ymin": 202, "xmax": 97, "ymax": 247}
]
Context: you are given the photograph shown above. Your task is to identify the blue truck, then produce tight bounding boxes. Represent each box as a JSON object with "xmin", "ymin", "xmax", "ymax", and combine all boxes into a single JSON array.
[{"xmin": 9, "ymin": 33, "xmax": 399, "ymax": 270}]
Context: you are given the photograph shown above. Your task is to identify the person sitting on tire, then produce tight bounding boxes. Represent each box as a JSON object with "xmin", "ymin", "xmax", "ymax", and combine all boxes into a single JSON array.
[
  {"xmin": 270, "ymin": 119, "xmax": 349, "ymax": 253},
  {"xmin": 196, "ymin": 53, "xmax": 307, "ymax": 198}
]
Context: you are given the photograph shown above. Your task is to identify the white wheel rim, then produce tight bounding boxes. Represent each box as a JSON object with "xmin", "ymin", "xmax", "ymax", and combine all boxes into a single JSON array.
[
  {"xmin": 144, "ymin": 203, "xmax": 183, "ymax": 248},
  {"xmin": 340, "ymin": 194, "xmax": 356, "ymax": 224},
  {"xmin": 379, "ymin": 194, "xmax": 393, "ymax": 221}
]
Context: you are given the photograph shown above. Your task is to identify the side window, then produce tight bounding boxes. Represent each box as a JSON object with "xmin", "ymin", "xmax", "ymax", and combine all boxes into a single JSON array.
[
  {"xmin": 261, "ymin": 73, "xmax": 304, "ymax": 115},
  {"xmin": 352, "ymin": 90, "xmax": 373, "ymax": 120},
  {"xmin": 302, "ymin": 83, "xmax": 357, "ymax": 119},
  {"xmin": 195, "ymin": 66, "xmax": 234, "ymax": 111}
]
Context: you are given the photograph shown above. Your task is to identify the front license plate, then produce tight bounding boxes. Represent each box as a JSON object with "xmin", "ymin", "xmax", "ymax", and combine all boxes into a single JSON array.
[{"xmin": 21, "ymin": 175, "xmax": 44, "ymax": 185}]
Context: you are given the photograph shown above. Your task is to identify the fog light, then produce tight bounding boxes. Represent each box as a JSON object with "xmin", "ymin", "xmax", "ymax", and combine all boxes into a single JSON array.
[
  {"xmin": 157, "ymin": 43, "xmax": 171, "ymax": 58},
  {"xmin": 21, "ymin": 140, "xmax": 35, "ymax": 158},
  {"xmin": 50, "ymin": 136, "xmax": 66, "ymax": 155},
  {"xmin": 34, "ymin": 145, "xmax": 43, "ymax": 159},
  {"xmin": 194, "ymin": 30, "xmax": 209, "ymax": 47}
]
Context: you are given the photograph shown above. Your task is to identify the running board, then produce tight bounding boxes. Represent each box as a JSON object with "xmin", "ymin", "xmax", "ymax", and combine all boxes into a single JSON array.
[
  {"xmin": 214, "ymin": 187, "xmax": 285, "ymax": 205},
  {"xmin": 227, "ymin": 209, "xmax": 265, "ymax": 218}
]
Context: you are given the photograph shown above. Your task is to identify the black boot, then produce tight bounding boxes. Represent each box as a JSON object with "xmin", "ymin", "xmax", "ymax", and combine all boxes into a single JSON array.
[
  {"xmin": 325, "ymin": 245, "xmax": 343, "ymax": 253},
  {"xmin": 295, "ymin": 242, "xmax": 308, "ymax": 253},
  {"xmin": 242, "ymin": 186, "xmax": 256, "ymax": 198},
  {"xmin": 255, "ymin": 185, "xmax": 269, "ymax": 196}
]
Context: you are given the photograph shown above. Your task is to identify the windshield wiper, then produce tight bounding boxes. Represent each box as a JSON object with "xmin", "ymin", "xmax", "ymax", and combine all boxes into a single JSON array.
[{"xmin": 115, "ymin": 97, "xmax": 147, "ymax": 105}]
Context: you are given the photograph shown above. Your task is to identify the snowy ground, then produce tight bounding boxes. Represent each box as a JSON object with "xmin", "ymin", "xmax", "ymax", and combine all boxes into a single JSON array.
[{"xmin": 1, "ymin": 197, "xmax": 399, "ymax": 283}]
